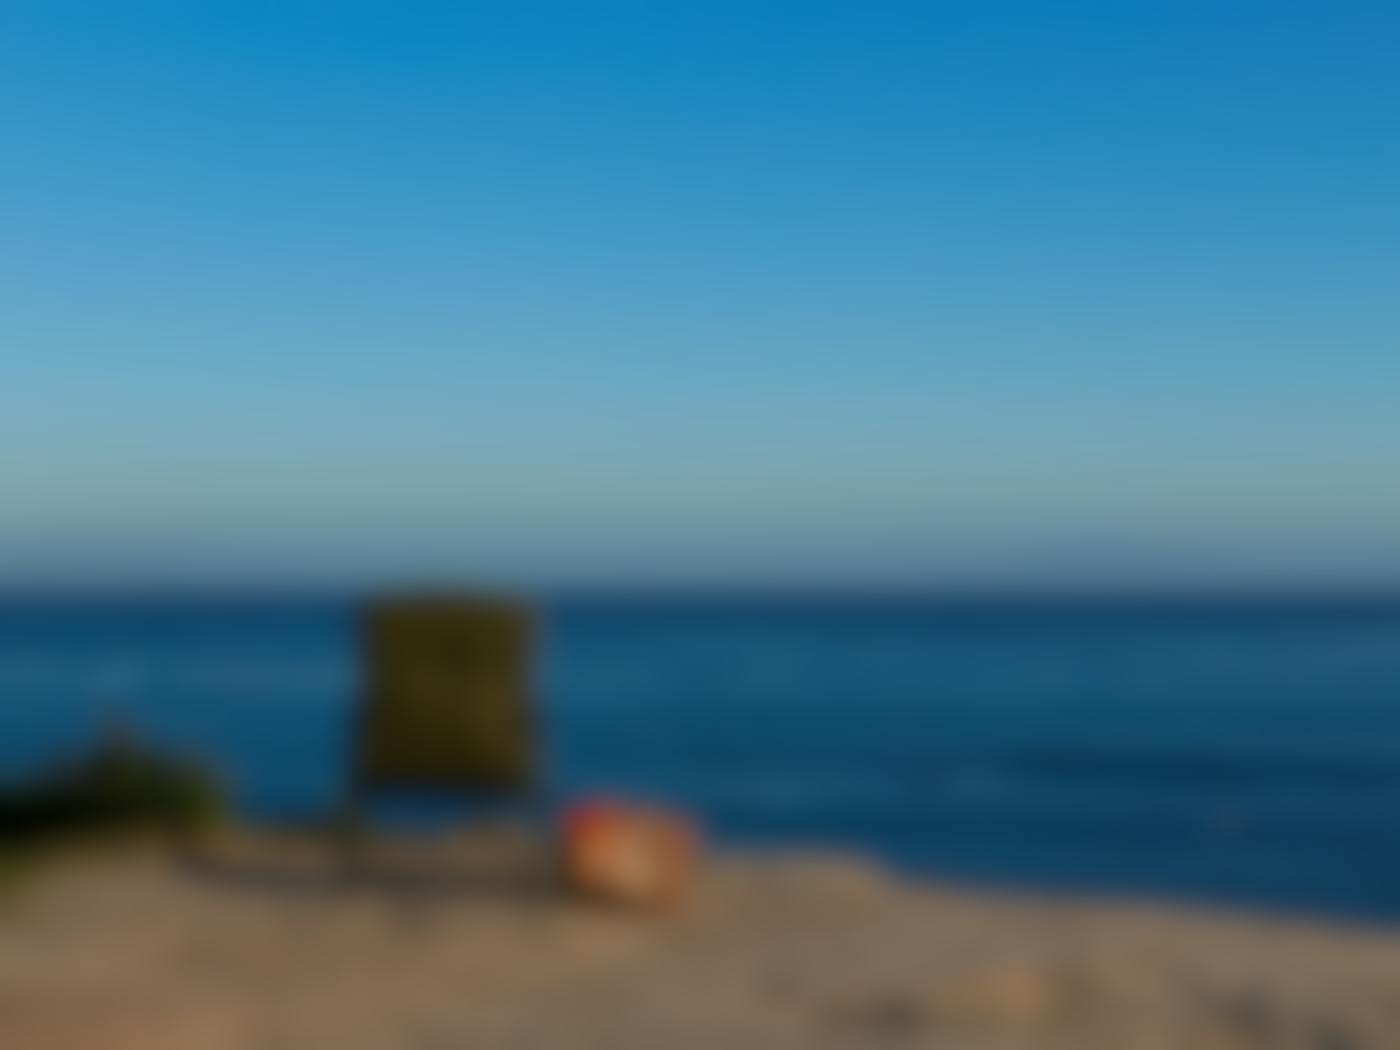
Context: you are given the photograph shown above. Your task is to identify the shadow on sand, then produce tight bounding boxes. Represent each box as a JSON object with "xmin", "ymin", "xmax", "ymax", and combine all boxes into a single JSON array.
[{"xmin": 176, "ymin": 831, "xmax": 562, "ymax": 907}]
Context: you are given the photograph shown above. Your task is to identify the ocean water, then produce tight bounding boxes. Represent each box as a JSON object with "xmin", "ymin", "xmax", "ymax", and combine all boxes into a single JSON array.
[{"xmin": 2, "ymin": 595, "xmax": 1400, "ymax": 920}]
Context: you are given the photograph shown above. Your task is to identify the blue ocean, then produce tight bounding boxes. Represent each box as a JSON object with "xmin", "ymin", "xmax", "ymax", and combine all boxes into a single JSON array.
[{"xmin": 3, "ymin": 595, "xmax": 1400, "ymax": 921}]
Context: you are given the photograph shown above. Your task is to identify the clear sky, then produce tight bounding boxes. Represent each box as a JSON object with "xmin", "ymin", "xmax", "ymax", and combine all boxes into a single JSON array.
[{"xmin": 3, "ymin": 2, "xmax": 1398, "ymax": 590}]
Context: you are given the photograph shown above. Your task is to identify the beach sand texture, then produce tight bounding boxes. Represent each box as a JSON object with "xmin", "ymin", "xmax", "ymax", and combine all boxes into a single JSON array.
[{"xmin": 2, "ymin": 834, "xmax": 1398, "ymax": 1050}]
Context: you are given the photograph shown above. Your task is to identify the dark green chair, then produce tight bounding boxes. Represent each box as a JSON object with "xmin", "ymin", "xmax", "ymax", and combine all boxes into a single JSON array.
[{"xmin": 344, "ymin": 595, "xmax": 536, "ymax": 856}]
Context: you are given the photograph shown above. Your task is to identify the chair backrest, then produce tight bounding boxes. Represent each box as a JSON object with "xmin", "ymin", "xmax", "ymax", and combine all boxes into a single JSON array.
[{"xmin": 356, "ymin": 596, "xmax": 535, "ymax": 795}]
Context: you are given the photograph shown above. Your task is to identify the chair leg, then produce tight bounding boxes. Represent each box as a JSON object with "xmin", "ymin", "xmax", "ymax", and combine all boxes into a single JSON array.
[{"xmin": 337, "ymin": 780, "xmax": 368, "ymax": 882}]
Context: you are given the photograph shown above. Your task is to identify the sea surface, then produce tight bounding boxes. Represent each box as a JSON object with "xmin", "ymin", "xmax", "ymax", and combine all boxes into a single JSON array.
[{"xmin": 2, "ymin": 595, "xmax": 1400, "ymax": 921}]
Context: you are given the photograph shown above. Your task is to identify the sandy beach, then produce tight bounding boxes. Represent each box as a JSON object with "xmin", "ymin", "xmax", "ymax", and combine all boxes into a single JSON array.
[{"xmin": 3, "ymin": 833, "xmax": 1398, "ymax": 1050}]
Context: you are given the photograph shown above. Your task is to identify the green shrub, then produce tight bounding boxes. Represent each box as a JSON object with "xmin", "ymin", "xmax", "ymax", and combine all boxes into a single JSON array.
[{"xmin": 0, "ymin": 739, "xmax": 224, "ymax": 846}]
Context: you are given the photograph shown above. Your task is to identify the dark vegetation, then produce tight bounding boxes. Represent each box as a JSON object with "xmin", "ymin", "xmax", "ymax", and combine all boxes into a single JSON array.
[{"xmin": 0, "ymin": 734, "xmax": 224, "ymax": 878}]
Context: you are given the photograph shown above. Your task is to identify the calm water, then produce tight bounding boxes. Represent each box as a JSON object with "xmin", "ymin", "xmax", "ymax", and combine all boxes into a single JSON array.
[{"xmin": 3, "ymin": 595, "xmax": 1400, "ymax": 920}]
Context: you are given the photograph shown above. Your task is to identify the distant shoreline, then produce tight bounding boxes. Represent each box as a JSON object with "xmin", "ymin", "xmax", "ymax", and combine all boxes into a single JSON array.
[{"xmin": 4, "ymin": 586, "xmax": 1400, "ymax": 609}]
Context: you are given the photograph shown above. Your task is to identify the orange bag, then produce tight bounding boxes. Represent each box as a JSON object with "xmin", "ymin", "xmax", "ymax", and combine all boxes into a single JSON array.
[{"xmin": 560, "ymin": 798, "xmax": 700, "ymax": 909}]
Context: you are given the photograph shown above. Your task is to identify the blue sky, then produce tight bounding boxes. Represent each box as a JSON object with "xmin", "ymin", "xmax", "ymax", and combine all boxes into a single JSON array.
[{"xmin": 2, "ymin": 2, "xmax": 1398, "ymax": 589}]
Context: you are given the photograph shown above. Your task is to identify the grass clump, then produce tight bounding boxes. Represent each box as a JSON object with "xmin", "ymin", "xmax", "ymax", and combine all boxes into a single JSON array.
[{"xmin": 0, "ymin": 736, "xmax": 225, "ymax": 851}]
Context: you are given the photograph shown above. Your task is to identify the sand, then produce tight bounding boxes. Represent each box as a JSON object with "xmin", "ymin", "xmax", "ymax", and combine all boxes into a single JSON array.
[{"xmin": 2, "ymin": 832, "xmax": 1399, "ymax": 1049}]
